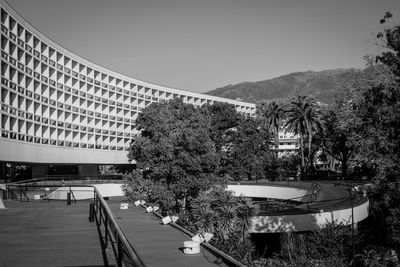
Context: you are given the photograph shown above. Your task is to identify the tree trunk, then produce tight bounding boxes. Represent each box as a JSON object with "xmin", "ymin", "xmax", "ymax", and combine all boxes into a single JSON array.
[
  {"xmin": 182, "ymin": 194, "xmax": 187, "ymax": 214},
  {"xmin": 299, "ymin": 133, "xmax": 305, "ymax": 180},
  {"xmin": 275, "ymin": 128, "xmax": 280, "ymax": 150},
  {"xmin": 305, "ymin": 119, "xmax": 313, "ymax": 178},
  {"xmin": 247, "ymin": 172, "xmax": 252, "ymax": 181},
  {"xmin": 341, "ymin": 153, "xmax": 348, "ymax": 179}
]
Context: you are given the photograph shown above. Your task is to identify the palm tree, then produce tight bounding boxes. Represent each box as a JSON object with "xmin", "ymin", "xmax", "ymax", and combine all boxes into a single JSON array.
[
  {"xmin": 259, "ymin": 101, "xmax": 284, "ymax": 150},
  {"xmin": 284, "ymin": 96, "xmax": 321, "ymax": 179},
  {"xmin": 190, "ymin": 187, "xmax": 257, "ymax": 263}
]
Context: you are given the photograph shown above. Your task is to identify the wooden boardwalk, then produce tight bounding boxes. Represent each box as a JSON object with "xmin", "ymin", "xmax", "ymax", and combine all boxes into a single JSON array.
[
  {"xmin": 108, "ymin": 197, "xmax": 230, "ymax": 267},
  {"xmin": 0, "ymin": 199, "xmax": 107, "ymax": 267},
  {"xmin": 0, "ymin": 197, "xmax": 234, "ymax": 267}
]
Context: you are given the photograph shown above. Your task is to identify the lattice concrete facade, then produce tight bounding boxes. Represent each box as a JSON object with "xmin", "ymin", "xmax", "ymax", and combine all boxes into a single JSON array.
[{"xmin": 0, "ymin": 0, "xmax": 255, "ymax": 166}]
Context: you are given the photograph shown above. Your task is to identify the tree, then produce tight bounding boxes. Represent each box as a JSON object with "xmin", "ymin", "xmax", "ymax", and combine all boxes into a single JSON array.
[
  {"xmin": 225, "ymin": 116, "xmax": 275, "ymax": 181},
  {"xmin": 201, "ymin": 102, "xmax": 241, "ymax": 153},
  {"xmin": 128, "ymin": 99, "xmax": 220, "ymax": 211},
  {"xmin": 318, "ymin": 106, "xmax": 355, "ymax": 178},
  {"xmin": 258, "ymin": 101, "xmax": 284, "ymax": 149},
  {"xmin": 335, "ymin": 12, "xmax": 400, "ymax": 254},
  {"xmin": 277, "ymin": 223, "xmax": 352, "ymax": 266},
  {"xmin": 189, "ymin": 186, "xmax": 257, "ymax": 264},
  {"xmin": 276, "ymin": 152, "xmax": 301, "ymax": 180},
  {"xmin": 123, "ymin": 170, "xmax": 176, "ymax": 212},
  {"xmin": 200, "ymin": 102, "xmax": 242, "ymax": 176},
  {"xmin": 284, "ymin": 96, "xmax": 322, "ymax": 179}
]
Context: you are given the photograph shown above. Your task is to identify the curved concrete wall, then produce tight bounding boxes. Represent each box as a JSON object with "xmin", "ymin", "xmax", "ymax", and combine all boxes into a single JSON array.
[
  {"xmin": 0, "ymin": 0, "xmax": 256, "ymax": 164},
  {"xmin": 227, "ymin": 184, "xmax": 308, "ymax": 201},
  {"xmin": 226, "ymin": 183, "xmax": 369, "ymax": 233}
]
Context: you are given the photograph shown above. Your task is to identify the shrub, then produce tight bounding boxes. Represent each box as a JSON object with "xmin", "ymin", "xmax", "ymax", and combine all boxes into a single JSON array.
[
  {"xmin": 187, "ymin": 186, "xmax": 258, "ymax": 264},
  {"xmin": 123, "ymin": 170, "xmax": 175, "ymax": 214}
]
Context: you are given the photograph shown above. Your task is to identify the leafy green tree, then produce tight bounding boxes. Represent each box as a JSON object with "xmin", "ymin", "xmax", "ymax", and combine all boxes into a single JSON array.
[
  {"xmin": 318, "ymin": 107, "xmax": 355, "ymax": 178},
  {"xmin": 284, "ymin": 96, "xmax": 322, "ymax": 179},
  {"xmin": 201, "ymin": 102, "xmax": 241, "ymax": 153},
  {"xmin": 337, "ymin": 12, "xmax": 400, "ymax": 182},
  {"xmin": 128, "ymin": 99, "xmax": 221, "ymax": 210},
  {"xmin": 276, "ymin": 152, "xmax": 301, "ymax": 180},
  {"xmin": 225, "ymin": 116, "xmax": 275, "ymax": 181},
  {"xmin": 278, "ymin": 223, "xmax": 351, "ymax": 266},
  {"xmin": 334, "ymin": 12, "xmax": 400, "ymax": 255},
  {"xmin": 123, "ymin": 170, "xmax": 176, "ymax": 212},
  {"xmin": 200, "ymin": 102, "xmax": 242, "ymax": 176},
  {"xmin": 258, "ymin": 101, "xmax": 284, "ymax": 149}
]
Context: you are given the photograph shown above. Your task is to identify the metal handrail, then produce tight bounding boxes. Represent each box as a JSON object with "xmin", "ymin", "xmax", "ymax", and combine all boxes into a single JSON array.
[
  {"xmin": 69, "ymin": 186, "xmax": 77, "ymax": 204},
  {"xmin": 93, "ymin": 189, "xmax": 146, "ymax": 267},
  {"xmin": 19, "ymin": 188, "xmax": 29, "ymax": 202},
  {"xmin": 5, "ymin": 177, "xmax": 42, "ymax": 185},
  {"xmin": 4, "ymin": 185, "xmax": 30, "ymax": 202},
  {"xmin": 4, "ymin": 183, "xmax": 94, "ymax": 202}
]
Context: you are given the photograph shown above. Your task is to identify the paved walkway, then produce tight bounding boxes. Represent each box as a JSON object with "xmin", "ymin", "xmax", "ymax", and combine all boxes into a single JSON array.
[
  {"xmin": 0, "ymin": 199, "xmax": 107, "ymax": 267},
  {"xmin": 298, "ymin": 181, "xmax": 358, "ymax": 211},
  {"xmin": 108, "ymin": 197, "xmax": 230, "ymax": 267}
]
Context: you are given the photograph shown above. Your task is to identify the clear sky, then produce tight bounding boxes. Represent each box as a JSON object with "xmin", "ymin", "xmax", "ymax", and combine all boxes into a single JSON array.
[{"xmin": 6, "ymin": 0, "xmax": 400, "ymax": 93}]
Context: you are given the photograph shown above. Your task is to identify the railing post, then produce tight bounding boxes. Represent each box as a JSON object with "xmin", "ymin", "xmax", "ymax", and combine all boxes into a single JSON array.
[
  {"xmin": 67, "ymin": 192, "xmax": 71, "ymax": 205},
  {"xmin": 117, "ymin": 236, "xmax": 123, "ymax": 267},
  {"xmin": 3, "ymin": 186, "xmax": 8, "ymax": 200},
  {"xmin": 89, "ymin": 202, "xmax": 95, "ymax": 222},
  {"xmin": 99, "ymin": 204, "xmax": 103, "ymax": 226},
  {"xmin": 104, "ymin": 215, "xmax": 109, "ymax": 248}
]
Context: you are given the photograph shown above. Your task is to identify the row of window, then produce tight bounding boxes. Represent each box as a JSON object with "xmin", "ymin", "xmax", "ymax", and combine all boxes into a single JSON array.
[
  {"xmin": 1, "ymin": 54, "xmax": 155, "ymax": 112},
  {"xmin": 1, "ymin": 112, "xmax": 132, "ymax": 149},
  {"xmin": 1, "ymin": 105, "xmax": 135, "ymax": 135},
  {"xmin": 1, "ymin": 87, "xmax": 138, "ymax": 123},
  {"xmin": 1, "ymin": 129, "xmax": 130, "ymax": 151}
]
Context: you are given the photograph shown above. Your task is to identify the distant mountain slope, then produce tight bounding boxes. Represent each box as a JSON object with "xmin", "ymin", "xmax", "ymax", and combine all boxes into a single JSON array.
[{"xmin": 206, "ymin": 69, "xmax": 358, "ymax": 104}]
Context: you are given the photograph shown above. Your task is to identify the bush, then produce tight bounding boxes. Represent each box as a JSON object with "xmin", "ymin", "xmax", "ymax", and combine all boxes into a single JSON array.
[
  {"xmin": 187, "ymin": 186, "xmax": 258, "ymax": 264},
  {"xmin": 123, "ymin": 170, "xmax": 175, "ymax": 214},
  {"xmin": 276, "ymin": 223, "xmax": 351, "ymax": 266}
]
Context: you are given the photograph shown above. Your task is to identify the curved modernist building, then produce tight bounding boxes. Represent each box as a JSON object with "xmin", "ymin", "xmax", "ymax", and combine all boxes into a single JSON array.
[{"xmin": 0, "ymin": 1, "xmax": 256, "ymax": 181}]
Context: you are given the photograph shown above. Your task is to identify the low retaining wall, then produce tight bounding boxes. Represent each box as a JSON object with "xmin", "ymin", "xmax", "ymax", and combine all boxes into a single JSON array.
[{"xmin": 47, "ymin": 184, "xmax": 124, "ymax": 200}]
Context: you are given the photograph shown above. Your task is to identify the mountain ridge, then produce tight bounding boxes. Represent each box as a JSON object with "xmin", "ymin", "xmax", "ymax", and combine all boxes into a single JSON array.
[{"xmin": 206, "ymin": 68, "xmax": 358, "ymax": 104}]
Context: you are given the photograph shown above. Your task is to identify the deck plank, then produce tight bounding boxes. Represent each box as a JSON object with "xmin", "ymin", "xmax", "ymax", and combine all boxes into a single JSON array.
[{"xmin": 0, "ymin": 200, "xmax": 106, "ymax": 267}]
